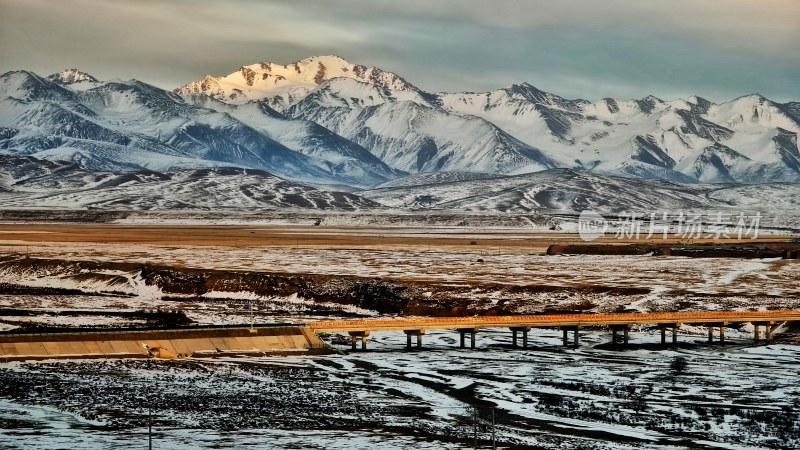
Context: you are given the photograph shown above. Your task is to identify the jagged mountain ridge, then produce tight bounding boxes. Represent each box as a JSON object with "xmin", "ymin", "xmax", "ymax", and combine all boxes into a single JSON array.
[
  {"xmin": 177, "ymin": 56, "xmax": 799, "ymax": 184},
  {"xmin": 175, "ymin": 55, "xmax": 423, "ymax": 110},
  {"xmin": 435, "ymin": 87, "xmax": 800, "ymax": 183},
  {"xmin": 284, "ymin": 78, "xmax": 559, "ymax": 174},
  {"xmin": 47, "ymin": 69, "xmax": 99, "ymax": 87},
  {"xmin": 1, "ymin": 56, "xmax": 798, "ymax": 190},
  {"xmin": 0, "ymin": 69, "xmax": 399, "ymax": 187},
  {"xmin": 183, "ymin": 94, "xmax": 406, "ymax": 183}
]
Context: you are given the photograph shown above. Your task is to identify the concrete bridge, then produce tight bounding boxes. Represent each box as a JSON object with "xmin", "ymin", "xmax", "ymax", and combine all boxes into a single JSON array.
[
  {"xmin": 0, "ymin": 311, "xmax": 797, "ymax": 360},
  {"xmin": 0, "ymin": 325, "xmax": 324, "ymax": 361},
  {"xmin": 307, "ymin": 310, "xmax": 800, "ymax": 351}
]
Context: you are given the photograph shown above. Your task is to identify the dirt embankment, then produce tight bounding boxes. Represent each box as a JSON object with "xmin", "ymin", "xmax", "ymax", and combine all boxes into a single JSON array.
[
  {"xmin": 142, "ymin": 265, "xmax": 412, "ymax": 314},
  {"xmin": 0, "ymin": 256, "xmax": 649, "ymax": 317}
]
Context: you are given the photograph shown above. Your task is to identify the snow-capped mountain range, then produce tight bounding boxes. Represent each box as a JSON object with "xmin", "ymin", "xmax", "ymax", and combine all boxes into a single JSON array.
[
  {"xmin": 1, "ymin": 55, "xmax": 799, "ymax": 194},
  {"xmin": 175, "ymin": 55, "xmax": 420, "ymax": 110},
  {"xmin": 176, "ymin": 55, "xmax": 799, "ymax": 184},
  {"xmin": 0, "ymin": 65, "xmax": 401, "ymax": 188}
]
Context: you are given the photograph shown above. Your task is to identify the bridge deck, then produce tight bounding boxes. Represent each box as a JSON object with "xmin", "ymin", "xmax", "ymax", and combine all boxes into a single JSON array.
[{"xmin": 307, "ymin": 310, "xmax": 800, "ymax": 333}]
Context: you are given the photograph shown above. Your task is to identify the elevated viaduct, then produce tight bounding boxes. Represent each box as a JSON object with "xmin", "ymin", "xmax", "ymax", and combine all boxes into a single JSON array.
[
  {"xmin": 0, "ymin": 311, "xmax": 798, "ymax": 359},
  {"xmin": 307, "ymin": 310, "xmax": 800, "ymax": 350}
]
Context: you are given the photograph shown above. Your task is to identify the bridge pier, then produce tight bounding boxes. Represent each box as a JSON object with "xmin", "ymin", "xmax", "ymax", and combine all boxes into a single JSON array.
[
  {"xmin": 610, "ymin": 325, "xmax": 631, "ymax": 346},
  {"xmin": 753, "ymin": 321, "xmax": 774, "ymax": 344},
  {"xmin": 403, "ymin": 330, "xmax": 425, "ymax": 350},
  {"xmin": 510, "ymin": 326, "xmax": 531, "ymax": 349},
  {"xmin": 561, "ymin": 326, "xmax": 580, "ymax": 348},
  {"xmin": 705, "ymin": 322, "xmax": 728, "ymax": 345},
  {"xmin": 457, "ymin": 328, "xmax": 480, "ymax": 349},
  {"xmin": 348, "ymin": 331, "xmax": 370, "ymax": 351},
  {"xmin": 658, "ymin": 323, "xmax": 681, "ymax": 345}
]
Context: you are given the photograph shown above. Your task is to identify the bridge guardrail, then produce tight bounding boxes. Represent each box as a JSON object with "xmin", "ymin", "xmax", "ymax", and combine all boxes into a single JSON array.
[
  {"xmin": 0, "ymin": 323, "xmax": 303, "ymax": 339},
  {"xmin": 306, "ymin": 310, "xmax": 800, "ymax": 331}
]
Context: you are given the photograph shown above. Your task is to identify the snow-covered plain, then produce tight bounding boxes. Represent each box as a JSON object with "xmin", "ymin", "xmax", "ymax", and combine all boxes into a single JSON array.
[
  {"xmin": 1, "ymin": 328, "xmax": 798, "ymax": 449},
  {"xmin": 0, "ymin": 222, "xmax": 798, "ymax": 448},
  {"xmin": 1, "ymin": 239, "xmax": 798, "ymax": 315}
]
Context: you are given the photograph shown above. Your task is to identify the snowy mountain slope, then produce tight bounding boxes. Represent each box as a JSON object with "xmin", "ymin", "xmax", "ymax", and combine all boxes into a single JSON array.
[
  {"xmin": 783, "ymin": 102, "xmax": 800, "ymax": 122},
  {"xmin": 181, "ymin": 60, "xmax": 561, "ymax": 175},
  {"xmin": 361, "ymin": 168, "xmax": 713, "ymax": 212},
  {"xmin": 3, "ymin": 153, "xmax": 798, "ymax": 214},
  {"xmin": 2, "ymin": 56, "xmax": 798, "ymax": 191},
  {"xmin": 175, "ymin": 55, "xmax": 424, "ymax": 110},
  {"xmin": 436, "ymin": 84, "xmax": 800, "ymax": 183},
  {"xmin": 0, "ymin": 70, "xmax": 398, "ymax": 187},
  {"xmin": 372, "ymin": 171, "xmax": 500, "ymax": 189},
  {"xmin": 285, "ymin": 78, "xmax": 559, "ymax": 174},
  {"xmin": 705, "ymin": 182, "xmax": 800, "ymax": 210},
  {"xmin": 176, "ymin": 55, "xmax": 798, "ymax": 184},
  {"xmin": 0, "ymin": 71, "xmax": 211, "ymax": 171},
  {"xmin": 361, "ymin": 168, "xmax": 800, "ymax": 213},
  {"xmin": 183, "ymin": 94, "xmax": 405, "ymax": 186},
  {"xmin": 65, "ymin": 77, "xmax": 357, "ymax": 183},
  {"xmin": 0, "ymin": 153, "xmax": 84, "ymax": 191},
  {"xmin": 0, "ymin": 154, "xmax": 170, "ymax": 193},
  {"xmin": 682, "ymin": 143, "xmax": 749, "ymax": 183},
  {"xmin": 0, "ymin": 70, "xmax": 74, "ymax": 102},
  {"xmin": 435, "ymin": 83, "xmax": 591, "ymax": 145},
  {"xmin": 0, "ymin": 155, "xmax": 377, "ymax": 210},
  {"xmin": 46, "ymin": 69, "xmax": 101, "ymax": 91}
]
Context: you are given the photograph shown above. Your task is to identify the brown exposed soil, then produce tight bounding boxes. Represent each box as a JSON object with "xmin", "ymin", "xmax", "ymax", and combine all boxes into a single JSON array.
[
  {"xmin": 0, "ymin": 222, "xmax": 793, "ymax": 254},
  {"xmin": 0, "ymin": 255, "xmax": 651, "ymax": 317}
]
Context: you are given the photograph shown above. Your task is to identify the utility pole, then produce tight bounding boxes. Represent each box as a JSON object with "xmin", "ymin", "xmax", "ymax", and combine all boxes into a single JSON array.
[
  {"xmin": 473, "ymin": 407, "xmax": 478, "ymax": 450},
  {"xmin": 491, "ymin": 408, "xmax": 496, "ymax": 450},
  {"xmin": 148, "ymin": 404, "xmax": 152, "ymax": 450}
]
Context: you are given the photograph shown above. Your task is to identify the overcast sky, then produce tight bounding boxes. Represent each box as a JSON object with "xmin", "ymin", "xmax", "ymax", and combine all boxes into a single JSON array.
[{"xmin": 1, "ymin": 0, "xmax": 798, "ymax": 102}]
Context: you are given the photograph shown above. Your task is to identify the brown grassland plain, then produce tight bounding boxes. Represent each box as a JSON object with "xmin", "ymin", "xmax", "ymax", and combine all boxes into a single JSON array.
[{"xmin": 0, "ymin": 223, "xmax": 793, "ymax": 253}]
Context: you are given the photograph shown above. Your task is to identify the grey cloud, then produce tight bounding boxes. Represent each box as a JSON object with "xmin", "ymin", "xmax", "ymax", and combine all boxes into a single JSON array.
[
  {"xmin": 0, "ymin": 0, "xmax": 797, "ymax": 102},
  {"xmin": 281, "ymin": 0, "xmax": 800, "ymax": 58}
]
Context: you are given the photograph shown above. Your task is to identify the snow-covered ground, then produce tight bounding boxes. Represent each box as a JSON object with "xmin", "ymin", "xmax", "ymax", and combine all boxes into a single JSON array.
[
  {"xmin": 1, "ymin": 240, "xmax": 798, "ymax": 315},
  {"xmin": 1, "ymin": 328, "xmax": 798, "ymax": 449},
  {"xmin": 0, "ymin": 224, "xmax": 797, "ymax": 447}
]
